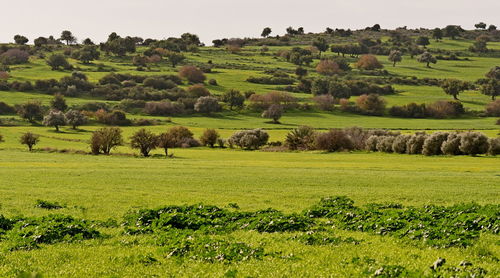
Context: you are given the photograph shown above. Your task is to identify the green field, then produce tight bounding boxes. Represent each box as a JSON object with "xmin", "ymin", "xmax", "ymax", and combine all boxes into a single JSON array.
[{"xmin": 1, "ymin": 31, "xmax": 500, "ymax": 277}]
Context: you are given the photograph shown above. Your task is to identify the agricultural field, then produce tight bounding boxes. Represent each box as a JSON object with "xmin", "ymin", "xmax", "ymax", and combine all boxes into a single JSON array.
[{"xmin": 0, "ymin": 24, "xmax": 499, "ymax": 277}]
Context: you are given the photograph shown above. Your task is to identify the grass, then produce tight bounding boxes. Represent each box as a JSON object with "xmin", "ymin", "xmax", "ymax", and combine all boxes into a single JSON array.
[{"xmin": 0, "ymin": 149, "xmax": 498, "ymax": 276}]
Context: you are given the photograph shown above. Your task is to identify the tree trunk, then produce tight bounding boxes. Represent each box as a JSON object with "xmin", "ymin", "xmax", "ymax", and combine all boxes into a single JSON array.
[
  {"xmin": 55, "ymin": 125, "xmax": 59, "ymax": 132},
  {"xmin": 393, "ymin": 61, "xmax": 396, "ymax": 67},
  {"xmin": 426, "ymin": 62, "xmax": 430, "ymax": 68},
  {"xmin": 453, "ymin": 95, "xmax": 459, "ymax": 100},
  {"xmin": 164, "ymin": 148, "xmax": 168, "ymax": 157}
]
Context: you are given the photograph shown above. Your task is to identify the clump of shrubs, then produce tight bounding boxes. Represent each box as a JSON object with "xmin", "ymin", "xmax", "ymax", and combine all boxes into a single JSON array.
[
  {"xmin": 315, "ymin": 129, "xmax": 354, "ymax": 152},
  {"xmin": 200, "ymin": 129, "xmax": 220, "ymax": 147},
  {"xmin": 485, "ymin": 99, "xmax": 500, "ymax": 116},
  {"xmin": 228, "ymin": 129, "xmax": 269, "ymax": 150},
  {"xmin": 390, "ymin": 101, "xmax": 465, "ymax": 119}
]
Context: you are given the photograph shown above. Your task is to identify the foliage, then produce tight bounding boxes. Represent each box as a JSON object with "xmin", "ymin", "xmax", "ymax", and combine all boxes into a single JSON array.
[
  {"xmin": 19, "ymin": 132, "xmax": 40, "ymax": 151},
  {"xmin": 65, "ymin": 109, "xmax": 87, "ymax": 129},
  {"xmin": 285, "ymin": 126, "xmax": 316, "ymax": 150},
  {"xmin": 46, "ymin": 54, "xmax": 72, "ymax": 71},
  {"xmin": 228, "ymin": 129, "xmax": 269, "ymax": 150},
  {"xmin": 261, "ymin": 104, "xmax": 283, "ymax": 124},
  {"xmin": 194, "ymin": 96, "xmax": 221, "ymax": 114},
  {"xmin": 355, "ymin": 55, "xmax": 383, "ymax": 70},
  {"xmin": 200, "ymin": 129, "xmax": 220, "ymax": 148},
  {"xmin": 90, "ymin": 127, "xmax": 124, "ymax": 155},
  {"xmin": 17, "ymin": 101, "xmax": 43, "ymax": 122},
  {"xmin": 355, "ymin": 94, "xmax": 386, "ymax": 116},
  {"xmin": 315, "ymin": 129, "xmax": 354, "ymax": 152},
  {"xmin": 130, "ymin": 128, "xmax": 158, "ymax": 157},
  {"xmin": 179, "ymin": 66, "xmax": 206, "ymax": 83},
  {"xmin": 42, "ymin": 110, "xmax": 66, "ymax": 131}
]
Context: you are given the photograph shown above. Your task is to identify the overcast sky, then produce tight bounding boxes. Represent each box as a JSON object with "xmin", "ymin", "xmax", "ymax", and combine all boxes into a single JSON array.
[{"xmin": 2, "ymin": 0, "xmax": 498, "ymax": 44}]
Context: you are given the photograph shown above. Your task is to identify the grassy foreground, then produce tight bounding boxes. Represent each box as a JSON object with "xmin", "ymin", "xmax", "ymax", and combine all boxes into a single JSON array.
[{"xmin": 0, "ymin": 149, "xmax": 498, "ymax": 277}]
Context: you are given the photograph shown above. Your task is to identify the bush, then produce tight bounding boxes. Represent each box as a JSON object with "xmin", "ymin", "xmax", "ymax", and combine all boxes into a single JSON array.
[
  {"xmin": 355, "ymin": 55, "xmax": 383, "ymax": 70},
  {"xmin": 488, "ymin": 137, "xmax": 500, "ymax": 155},
  {"xmin": 221, "ymin": 89, "xmax": 245, "ymax": 110},
  {"xmin": 0, "ymin": 101, "xmax": 15, "ymax": 114},
  {"xmin": 261, "ymin": 104, "xmax": 283, "ymax": 123},
  {"xmin": 228, "ymin": 129, "xmax": 269, "ymax": 150},
  {"xmin": 17, "ymin": 101, "xmax": 43, "ymax": 123},
  {"xmin": 19, "ymin": 132, "xmax": 40, "ymax": 151},
  {"xmin": 315, "ymin": 129, "xmax": 354, "ymax": 152},
  {"xmin": 247, "ymin": 76, "xmax": 295, "ymax": 85},
  {"xmin": 426, "ymin": 100, "xmax": 464, "ymax": 118},
  {"xmin": 144, "ymin": 101, "xmax": 184, "ymax": 116},
  {"xmin": 179, "ymin": 65, "xmax": 206, "ymax": 83},
  {"xmin": 285, "ymin": 126, "xmax": 316, "ymax": 150},
  {"xmin": 42, "ymin": 110, "xmax": 66, "ymax": 131},
  {"xmin": 143, "ymin": 77, "xmax": 176, "ymax": 90},
  {"xmin": 313, "ymin": 95, "xmax": 335, "ymax": 111},
  {"xmin": 392, "ymin": 135, "xmax": 411, "ymax": 154},
  {"xmin": 355, "ymin": 94, "xmax": 386, "ymax": 116},
  {"xmin": 406, "ymin": 133, "xmax": 427, "ymax": 154},
  {"xmin": 343, "ymin": 126, "xmax": 373, "ymax": 150},
  {"xmin": 441, "ymin": 132, "xmax": 462, "ymax": 155},
  {"xmin": 0, "ymin": 49, "xmax": 30, "ymax": 65},
  {"xmin": 95, "ymin": 110, "xmax": 131, "ymax": 126},
  {"xmin": 422, "ymin": 132, "xmax": 449, "ymax": 156},
  {"xmin": 194, "ymin": 96, "xmax": 221, "ymax": 114},
  {"xmin": 376, "ymin": 136, "xmax": 395, "ymax": 153},
  {"xmin": 90, "ymin": 127, "xmax": 124, "ymax": 155},
  {"xmin": 47, "ymin": 54, "xmax": 72, "ymax": 70},
  {"xmin": 316, "ymin": 60, "xmax": 342, "ymax": 76},
  {"xmin": 248, "ymin": 91, "xmax": 297, "ymax": 111},
  {"xmin": 365, "ymin": 135, "xmax": 380, "ymax": 151},
  {"xmin": 130, "ymin": 129, "xmax": 158, "ymax": 157},
  {"xmin": 459, "ymin": 132, "xmax": 489, "ymax": 155},
  {"xmin": 200, "ymin": 129, "xmax": 220, "ymax": 147},
  {"xmin": 485, "ymin": 100, "xmax": 500, "ymax": 116},
  {"xmin": 389, "ymin": 103, "xmax": 426, "ymax": 118},
  {"xmin": 157, "ymin": 126, "xmax": 199, "ymax": 154}
]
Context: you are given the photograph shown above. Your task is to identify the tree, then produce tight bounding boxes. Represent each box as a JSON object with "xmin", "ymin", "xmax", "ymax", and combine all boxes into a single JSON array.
[
  {"xmin": 432, "ymin": 28, "xmax": 443, "ymax": 41},
  {"xmin": 14, "ymin": 35, "xmax": 29, "ymax": 45},
  {"xmin": 262, "ymin": 104, "xmax": 283, "ymax": 124},
  {"xmin": 82, "ymin": 38, "xmax": 95, "ymax": 45},
  {"xmin": 480, "ymin": 78, "xmax": 500, "ymax": 100},
  {"xmin": 157, "ymin": 126, "xmax": 196, "ymax": 156},
  {"xmin": 355, "ymin": 55, "xmax": 383, "ymax": 70},
  {"xmin": 200, "ymin": 128, "xmax": 220, "ymax": 147},
  {"xmin": 65, "ymin": 109, "xmax": 87, "ymax": 129},
  {"xmin": 388, "ymin": 50, "xmax": 402, "ymax": 67},
  {"xmin": 316, "ymin": 59, "xmax": 341, "ymax": 75},
  {"xmin": 416, "ymin": 36, "xmax": 430, "ymax": 47},
  {"xmin": 356, "ymin": 94, "xmax": 386, "ymax": 116},
  {"xmin": 179, "ymin": 65, "xmax": 206, "ymax": 83},
  {"xmin": 73, "ymin": 46, "xmax": 100, "ymax": 64},
  {"xmin": 488, "ymin": 25, "xmax": 497, "ymax": 31},
  {"xmin": 444, "ymin": 25, "xmax": 461, "ymax": 39},
  {"xmin": 312, "ymin": 38, "xmax": 329, "ymax": 57},
  {"xmin": 228, "ymin": 129, "xmax": 269, "ymax": 150},
  {"xmin": 194, "ymin": 96, "xmax": 221, "ymax": 114},
  {"xmin": 440, "ymin": 79, "xmax": 467, "ymax": 100},
  {"xmin": 51, "ymin": 93, "xmax": 68, "ymax": 111},
  {"xmin": 157, "ymin": 132, "xmax": 175, "ymax": 157},
  {"xmin": 417, "ymin": 52, "xmax": 437, "ymax": 68},
  {"xmin": 17, "ymin": 101, "xmax": 43, "ymax": 123},
  {"xmin": 221, "ymin": 89, "xmax": 245, "ymax": 110},
  {"xmin": 60, "ymin": 30, "xmax": 76, "ymax": 45},
  {"xmin": 130, "ymin": 128, "xmax": 158, "ymax": 157},
  {"xmin": 475, "ymin": 22, "xmax": 487, "ymax": 30},
  {"xmin": 486, "ymin": 66, "xmax": 500, "ymax": 80},
  {"xmin": 43, "ymin": 110, "xmax": 66, "ymax": 131},
  {"xmin": 165, "ymin": 51, "xmax": 185, "ymax": 67},
  {"xmin": 47, "ymin": 54, "xmax": 71, "ymax": 70},
  {"xmin": 90, "ymin": 127, "xmax": 124, "ymax": 155},
  {"xmin": 295, "ymin": 67, "xmax": 308, "ymax": 79},
  {"xmin": 261, "ymin": 27, "xmax": 272, "ymax": 38},
  {"xmin": 20, "ymin": 132, "xmax": 40, "ymax": 151}
]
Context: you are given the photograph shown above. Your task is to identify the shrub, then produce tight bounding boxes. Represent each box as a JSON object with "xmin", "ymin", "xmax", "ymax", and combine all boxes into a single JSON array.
[
  {"xmin": 285, "ymin": 126, "xmax": 316, "ymax": 150},
  {"xmin": 426, "ymin": 100, "xmax": 464, "ymax": 118},
  {"xmin": 200, "ymin": 129, "xmax": 220, "ymax": 147},
  {"xmin": 248, "ymin": 91, "xmax": 297, "ymax": 111},
  {"xmin": 389, "ymin": 103, "xmax": 426, "ymax": 118},
  {"xmin": 17, "ymin": 101, "xmax": 43, "ymax": 123},
  {"xmin": 488, "ymin": 137, "xmax": 500, "ymax": 155},
  {"xmin": 228, "ymin": 129, "xmax": 269, "ymax": 150},
  {"xmin": 343, "ymin": 126, "xmax": 372, "ymax": 150},
  {"xmin": 95, "ymin": 110, "xmax": 131, "ymax": 126},
  {"xmin": 355, "ymin": 94, "xmax": 386, "ymax": 116},
  {"xmin": 422, "ymin": 132, "xmax": 449, "ymax": 156},
  {"xmin": 179, "ymin": 65, "xmax": 206, "ymax": 83},
  {"xmin": 65, "ymin": 110, "xmax": 87, "ymax": 129},
  {"xmin": 208, "ymin": 79, "xmax": 217, "ymax": 85},
  {"xmin": 90, "ymin": 127, "xmax": 124, "ymax": 155},
  {"xmin": 365, "ymin": 135, "xmax": 380, "ymax": 151},
  {"xmin": 221, "ymin": 89, "xmax": 245, "ymax": 110},
  {"xmin": 0, "ymin": 49, "xmax": 30, "ymax": 65},
  {"xmin": 315, "ymin": 129, "xmax": 354, "ymax": 152},
  {"xmin": 47, "ymin": 54, "xmax": 72, "ymax": 70},
  {"xmin": 35, "ymin": 200, "xmax": 65, "ymax": 210},
  {"xmin": 0, "ymin": 101, "xmax": 15, "ymax": 114},
  {"xmin": 441, "ymin": 132, "xmax": 462, "ymax": 155},
  {"xmin": 485, "ymin": 100, "xmax": 500, "ymax": 116},
  {"xmin": 144, "ymin": 101, "xmax": 184, "ymax": 116},
  {"xmin": 194, "ymin": 96, "xmax": 221, "ymax": 114},
  {"xmin": 262, "ymin": 104, "xmax": 283, "ymax": 124},
  {"xmin": 375, "ymin": 136, "xmax": 395, "ymax": 153},
  {"xmin": 130, "ymin": 129, "xmax": 158, "ymax": 157},
  {"xmin": 157, "ymin": 126, "xmax": 199, "ymax": 156},
  {"xmin": 355, "ymin": 55, "xmax": 383, "ymax": 70},
  {"xmin": 392, "ymin": 135, "xmax": 411, "ymax": 154},
  {"xmin": 459, "ymin": 132, "xmax": 489, "ymax": 155},
  {"xmin": 20, "ymin": 132, "xmax": 40, "ymax": 151},
  {"xmin": 406, "ymin": 133, "xmax": 427, "ymax": 154},
  {"xmin": 313, "ymin": 95, "xmax": 335, "ymax": 111},
  {"xmin": 186, "ymin": 84, "xmax": 210, "ymax": 98},
  {"xmin": 247, "ymin": 76, "xmax": 295, "ymax": 85},
  {"xmin": 143, "ymin": 77, "xmax": 176, "ymax": 90},
  {"xmin": 316, "ymin": 60, "xmax": 341, "ymax": 76},
  {"xmin": 42, "ymin": 110, "xmax": 66, "ymax": 132},
  {"xmin": 50, "ymin": 93, "xmax": 68, "ymax": 112}
]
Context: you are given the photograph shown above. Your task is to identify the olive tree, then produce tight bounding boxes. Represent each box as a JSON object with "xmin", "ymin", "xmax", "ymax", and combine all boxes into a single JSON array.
[
  {"xmin": 262, "ymin": 104, "xmax": 283, "ymax": 124},
  {"xmin": 194, "ymin": 96, "xmax": 221, "ymax": 114},
  {"xmin": 20, "ymin": 132, "xmax": 40, "ymax": 151},
  {"xmin": 388, "ymin": 50, "xmax": 402, "ymax": 67},
  {"xmin": 417, "ymin": 52, "xmax": 437, "ymax": 68},
  {"xmin": 221, "ymin": 89, "xmax": 245, "ymax": 110},
  {"xmin": 43, "ymin": 110, "xmax": 66, "ymax": 131},
  {"xmin": 440, "ymin": 79, "xmax": 468, "ymax": 100}
]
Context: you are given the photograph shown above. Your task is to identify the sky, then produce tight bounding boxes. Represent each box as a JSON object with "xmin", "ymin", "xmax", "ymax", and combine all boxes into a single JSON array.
[{"xmin": 1, "ymin": 0, "xmax": 499, "ymax": 44}]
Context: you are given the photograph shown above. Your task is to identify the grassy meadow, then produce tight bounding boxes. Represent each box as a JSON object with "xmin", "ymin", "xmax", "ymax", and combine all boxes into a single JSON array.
[{"xmin": 0, "ymin": 32, "xmax": 499, "ymax": 277}]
